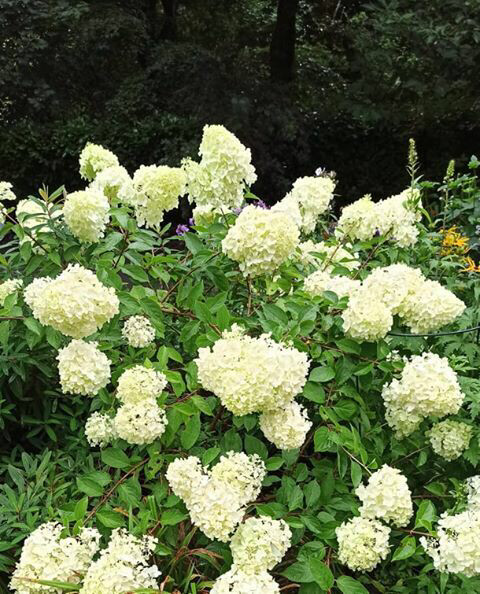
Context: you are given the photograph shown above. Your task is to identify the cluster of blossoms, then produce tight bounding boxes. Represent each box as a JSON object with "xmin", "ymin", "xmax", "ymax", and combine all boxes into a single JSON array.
[
  {"xmin": 303, "ymin": 269, "xmax": 361, "ymax": 300},
  {"xmin": 0, "ymin": 278, "xmax": 23, "ymax": 307},
  {"xmin": 166, "ymin": 452, "xmax": 266, "ymax": 541},
  {"xmin": 132, "ymin": 164, "xmax": 186, "ymax": 229},
  {"xmin": 122, "ymin": 315, "xmax": 155, "ymax": 348},
  {"xmin": 63, "ymin": 188, "xmax": 110, "ymax": 243},
  {"xmin": 297, "ymin": 240, "xmax": 359, "ymax": 272},
  {"xmin": 79, "ymin": 529, "xmax": 160, "ymax": 593},
  {"xmin": 467, "ymin": 475, "xmax": 480, "ymax": 510},
  {"xmin": 57, "ymin": 340, "xmax": 111, "ymax": 396},
  {"xmin": 427, "ymin": 419, "xmax": 472, "ymax": 461},
  {"xmin": 15, "ymin": 198, "xmax": 61, "ymax": 251},
  {"xmin": 222, "ymin": 205, "xmax": 300, "ymax": 277},
  {"xmin": 271, "ymin": 176, "xmax": 335, "ymax": 233},
  {"xmin": 183, "ymin": 124, "xmax": 257, "ymax": 218},
  {"xmin": 85, "ymin": 365, "xmax": 168, "ymax": 446},
  {"xmin": 341, "ymin": 264, "xmax": 465, "ymax": 341},
  {"xmin": 79, "ymin": 142, "xmax": 119, "ymax": 181},
  {"xmin": 25, "ymin": 265, "xmax": 119, "ymax": 338},
  {"xmin": 381, "ymin": 353, "xmax": 464, "ymax": 438},
  {"xmin": 336, "ymin": 465, "xmax": 412, "ymax": 571},
  {"xmin": 90, "ymin": 164, "xmax": 136, "ymax": 205},
  {"xmin": 10, "ymin": 522, "xmax": 101, "ymax": 593},
  {"xmin": 196, "ymin": 325, "xmax": 311, "ymax": 449},
  {"xmin": 211, "ymin": 517, "xmax": 291, "ymax": 593},
  {"xmin": 0, "ymin": 180, "xmax": 16, "ymax": 223},
  {"xmin": 336, "ymin": 189, "xmax": 422, "ymax": 247}
]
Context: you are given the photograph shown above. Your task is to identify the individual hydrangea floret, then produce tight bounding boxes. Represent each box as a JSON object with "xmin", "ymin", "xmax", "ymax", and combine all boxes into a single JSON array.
[
  {"xmin": 211, "ymin": 568, "xmax": 280, "ymax": 594},
  {"xmin": 57, "ymin": 339, "xmax": 111, "ymax": 396},
  {"xmin": 421, "ymin": 510, "xmax": 480, "ymax": 577},
  {"xmin": 116, "ymin": 365, "xmax": 167, "ymax": 404},
  {"xmin": 259, "ymin": 401, "xmax": 312, "ymax": 450},
  {"xmin": 382, "ymin": 353, "xmax": 464, "ymax": 438},
  {"xmin": 303, "ymin": 270, "xmax": 360, "ymax": 300},
  {"xmin": 0, "ymin": 279, "xmax": 23, "ymax": 307},
  {"xmin": 85, "ymin": 412, "xmax": 116, "ymax": 447},
  {"xmin": 196, "ymin": 325, "xmax": 309, "ymax": 415},
  {"xmin": 26, "ymin": 265, "xmax": 119, "ymax": 339},
  {"xmin": 63, "ymin": 188, "xmax": 110, "ymax": 243},
  {"xmin": 79, "ymin": 142, "xmax": 119, "ymax": 181},
  {"xmin": 79, "ymin": 528, "xmax": 160, "ymax": 594},
  {"xmin": 132, "ymin": 165, "xmax": 186, "ymax": 229},
  {"xmin": 355, "ymin": 465, "xmax": 413, "ymax": 527},
  {"xmin": 122, "ymin": 316, "xmax": 155, "ymax": 348},
  {"xmin": 90, "ymin": 165, "xmax": 136, "ymax": 204},
  {"xmin": 113, "ymin": 399, "xmax": 168, "ymax": 445},
  {"xmin": 336, "ymin": 516, "xmax": 391, "ymax": 572},
  {"xmin": 222, "ymin": 205, "xmax": 300, "ymax": 277},
  {"xmin": 427, "ymin": 419, "xmax": 472, "ymax": 461},
  {"xmin": 10, "ymin": 522, "xmax": 100, "ymax": 594},
  {"xmin": 230, "ymin": 517, "xmax": 292, "ymax": 573}
]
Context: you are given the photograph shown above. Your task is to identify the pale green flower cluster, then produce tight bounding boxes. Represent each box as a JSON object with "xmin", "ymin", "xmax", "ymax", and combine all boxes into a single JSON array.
[
  {"xmin": 121, "ymin": 315, "xmax": 155, "ymax": 348},
  {"xmin": 211, "ymin": 568, "xmax": 280, "ymax": 594},
  {"xmin": 90, "ymin": 165, "xmax": 136, "ymax": 204},
  {"xmin": 304, "ymin": 269, "xmax": 361, "ymax": 300},
  {"xmin": 0, "ymin": 278, "xmax": 23, "ymax": 306},
  {"xmin": 116, "ymin": 365, "xmax": 167, "ymax": 405},
  {"xmin": 79, "ymin": 142, "xmax": 119, "ymax": 181},
  {"xmin": 222, "ymin": 205, "xmax": 300, "ymax": 277},
  {"xmin": 382, "ymin": 353, "xmax": 464, "ymax": 438},
  {"xmin": 259, "ymin": 401, "xmax": 312, "ymax": 450},
  {"xmin": 57, "ymin": 339, "xmax": 111, "ymax": 396},
  {"xmin": 113, "ymin": 398, "xmax": 168, "ymax": 445},
  {"xmin": 63, "ymin": 188, "xmax": 110, "ymax": 243},
  {"xmin": 85, "ymin": 411, "xmax": 116, "ymax": 447},
  {"xmin": 25, "ymin": 265, "xmax": 119, "ymax": 339},
  {"xmin": 336, "ymin": 516, "xmax": 391, "ymax": 572},
  {"xmin": 427, "ymin": 419, "xmax": 472, "ymax": 461}
]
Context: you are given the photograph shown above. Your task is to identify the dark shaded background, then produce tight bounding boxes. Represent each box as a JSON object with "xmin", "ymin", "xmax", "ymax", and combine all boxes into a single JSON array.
[{"xmin": 1, "ymin": 0, "xmax": 479, "ymax": 208}]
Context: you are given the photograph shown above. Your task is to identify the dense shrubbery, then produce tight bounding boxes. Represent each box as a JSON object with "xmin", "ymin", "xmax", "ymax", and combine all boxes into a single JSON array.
[{"xmin": 1, "ymin": 128, "xmax": 480, "ymax": 593}]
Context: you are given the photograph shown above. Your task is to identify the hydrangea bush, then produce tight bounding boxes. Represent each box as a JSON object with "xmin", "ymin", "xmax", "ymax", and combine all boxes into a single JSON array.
[{"xmin": 1, "ymin": 129, "xmax": 480, "ymax": 593}]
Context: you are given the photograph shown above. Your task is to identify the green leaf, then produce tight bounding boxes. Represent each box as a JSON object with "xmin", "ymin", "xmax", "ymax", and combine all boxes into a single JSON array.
[
  {"xmin": 310, "ymin": 559, "xmax": 334, "ymax": 589},
  {"xmin": 118, "ymin": 477, "xmax": 142, "ymax": 507},
  {"xmin": 309, "ymin": 367, "xmax": 335, "ymax": 383},
  {"xmin": 161, "ymin": 508, "xmax": 189, "ymax": 526},
  {"xmin": 76, "ymin": 477, "xmax": 104, "ymax": 497},
  {"xmin": 97, "ymin": 509, "xmax": 125, "ymax": 528},
  {"xmin": 336, "ymin": 576, "xmax": 369, "ymax": 594},
  {"xmin": 181, "ymin": 414, "xmax": 201, "ymax": 449},
  {"xmin": 23, "ymin": 317, "xmax": 42, "ymax": 336},
  {"xmin": 74, "ymin": 496, "xmax": 89, "ymax": 521},
  {"xmin": 245, "ymin": 434, "xmax": 269, "ymax": 460},
  {"xmin": 350, "ymin": 461, "xmax": 362, "ymax": 488},
  {"xmin": 101, "ymin": 448, "xmax": 130, "ymax": 469},
  {"xmin": 192, "ymin": 395, "xmax": 214, "ymax": 416},
  {"xmin": 392, "ymin": 536, "xmax": 417, "ymax": 561},
  {"xmin": 281, "ymin": 561, "xmax": 314, "ymax": 583},
  {"xmin": 314, "ymin": 427, "xmax": 334, "ymax": 452}
]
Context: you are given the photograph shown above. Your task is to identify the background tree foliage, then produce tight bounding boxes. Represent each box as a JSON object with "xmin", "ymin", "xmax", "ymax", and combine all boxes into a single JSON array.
[{"xmin": 1, "ymin": 0, "xmax": 480, "ymax": 207}]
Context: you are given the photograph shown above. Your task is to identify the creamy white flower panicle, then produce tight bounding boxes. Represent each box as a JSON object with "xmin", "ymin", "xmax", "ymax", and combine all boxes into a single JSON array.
[
  {"xmin": 304, "ymin": 269, "xmax": 361, "ymax": 300},
  {"xmin": 287, "ymin": 175, "xmax": 335, "ymax": 233},
  {"xmin": 466, "ymin": 476, "xmax": 480, "ymax": 511},
  {"xmin": 230, "ymin": 517, "xmax": 291, "ymax": 573},
  {"xmin": 113, "ymin": 399, "xmax": 168, "ymax": 445},
  {"xmin": 0, "ymin": 278, "xmax": 23, "ymax": 306},
  {"xmin": 209, "ymin": 452, "xmax": 266, "ymax": 506},
  {"xmin": 356, "ymin": 465, "xmax": 413, "ymax": 527},
  {"xmin": 191, "ymin": 202, "xmax": 224, "ymax": 225},
  {"xmin": 222, "ymin": 206, "xmax": 300, "ymax": 277},
  {"xmin": 382, "ymin": 353, "xmax": 464, "ymax": 438},
  {"xmin": 90, "ymin": 165, "xmax": 136, "ymax": 204},
  {"xmin": 116, "ymin": 365, "xmax": 167, "ymax": 404},
  {"xmin": 10, "ymin": 522, "xmax": 100, "ymax": 594},
  {"xmin": 183, "ymin": 124, "xmax": 256, "ymax": 212},
  {"xmin": 0, "ymin": 180, "xmax": 16, "ymax": 224},
  {"xmin": 211, "ymin": 568, "xmax": 280, "ymax": 594},
  {"xmin": 341, "ymin": 288, "xmax": 394, "ymax": 342},
  {"xmin": 427, "ymin": 419, "xmax": 472, "ymax": 461},
  {"xmin": 259, "ymin": 401, "xmax": 312, "ymax": 450},
  {"xmin": 27, "ymin": 264, "xmax": 119, "ymax": 338},
  {"xmin": 132, "ymin": 164, "xmax": 186, "ymax": 229},
  {"xmin": 85, "ymin": 411, "xmax": 116, "ymax": 447},
  {"xmin": 79, "ymin": 528, "xmax": 160, "ymax": 594},
  {"xmin": 122, "ymin": 315, "xmax": 155, "ymax": 348},
  {"xmin": 23, "ymin": 278, "xmax": 52, "ymax": 311},
  {"xmin": 63, "ymin": 188, "xmax": 110, "ymax": 243},
  {"xmin": 57, "ymin": 339, "xmax": 111, "ymax": 396},
  {"xmin": 421, "ymin": 510, "xmax": 480, "ymax": 577},
  {"xmin": 79, "ymin": 142, "xmax": 119, "ymax": 181},
  {"xmin": 335, "ymin": 194, "xmax": 378, "ymax": 241},
  {"xmin": 336, "ymin": 516, "xmax": 391, "ymax": 572},
  {"xmin": 166, "ymin": 456, "xmax": 206, "ymax": 501},
  {"xmin": 270, "ymin": 192, "xmax": 303, "ymax": 229},
  {"xmin": 296, "ymin": 240, "xmax": 359, "ymax": 271},
  {"xmin": 196, "ymin": 324, "xmax": 309, "ymax": 415}
]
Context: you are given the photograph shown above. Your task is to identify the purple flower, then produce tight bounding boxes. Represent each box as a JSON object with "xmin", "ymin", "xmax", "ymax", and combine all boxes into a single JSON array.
[
  {"xmin": 188, "ymin": 217, "xmax": 195, "ymax": 226},
  {"xmin": 256, "ymin": 199, "xmax": 269, "ymax": 209},
  {"xmin": 176, "ymin": 224, "xmax": 190, "ymax": 236}
]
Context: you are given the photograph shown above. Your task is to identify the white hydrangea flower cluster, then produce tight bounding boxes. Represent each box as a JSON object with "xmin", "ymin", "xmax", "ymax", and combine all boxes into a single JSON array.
[
  {"xmin": 166, "ymin": 452, "xmax": 266, "ymax": 541},
  {"xmin": 336, "ymin": 516, "xmax": 391, "ymax": 572},
  {"xmin": 122, "ymin": 315, "xmax": 155, "ymax": 348},
  {"xmin": 79, "ymin": 142, "xmax": 119, "ymax": 181},
  {"xmin": 0, "ymin": 278, "xmax": 23, "ymax": 306},
  {"xmin": 336, "ymin": 189, "xmax": 421, "ymax": 247},
  {"xmin": 382, "ymin": 353, "xmax": 464, "ymax": 438},
  {"xmin": 85, "ymin": 411, "xmax": 116, "ymax": 447},
  {"xmin": 132, "ymin": 164, "xmax": 186, "ymax": 229},
  {"xmin": 63, "ymin": 188, "xmax": 110, "ymax": 243},
  {"xmin": 57, "ymin": 339, "xmax": 111, "ymax": 396},
  {"xmin": 197, "ymin": 322, "xmax": 309, "ymax": 414},
  {"xmin": 183, "ymin": 124, "xmax": 256, "ymax": 213},
  {"xmin": 355, "ymin": 465, "xmax": 413, "ymax": 527},
  {"xmin": 0, "ymin": 180, "xmax": 16, "ymax": 224},
  {"xmin": 466, "ymin": 476, "xmax": 480, "ymax": 511},
  {"xmin": 211, "ymin": 568, "xmax": 280, "ymax": 594},
  {"xmin": 222, "ymin": 205, "xmax": 300, "ymax": 277},
  {"xmin": 273, "ymin": 176, "xmax": 335, "ymax": 233},
  {"xmin": 25, "ymin": 264, "xmax": 119, "ymax": 339},
  {"xmin": 297, "ymin": 240, "xmax": 359, "ymax": 271},
  {"xmin": 90, "ymin": 165, "xmax": 136, "ymax": 204},
  {"xmin": 341, "ymin": 289, "xmax": 393, "ymax": 342},
  {"xmin": 303, "ymin": 269, "xmax": 361, "ymax": 300},
  {"xmin": 116, "ymin": 365, "xmax": 167, "ymax": 404},
  {"xmin": 427, "ymin": 419, "xmax": 472, "ymax": 461},
  {"xmin": 113, "ymin": 399, "xmax": 168, "ymax": 445},
  {"xmin": 259, "ymin": 401, "xmax": 312, "ymax": 450},
  {"xmin": 421, "ymin": 510, "xmax": 480, "ymax": 577},
  {"xmin": 23, "ymin": 277, "xmax": 52, "ymax": 310},
  {"xmin": 79, "ymin": 528, "xmax": 160, "ymax": 594},
  {"xmin": 10, "ymin": 522, "xmax": 100, "ymax": 594}
]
